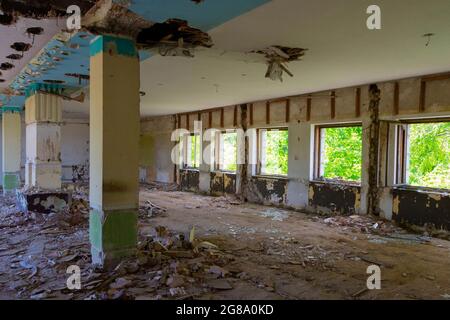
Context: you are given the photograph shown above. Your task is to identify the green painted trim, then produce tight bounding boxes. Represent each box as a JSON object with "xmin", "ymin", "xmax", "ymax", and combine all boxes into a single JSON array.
[
  {"xmin": 1, "ymin": 106, "xmax": 23, "ymax": 113},
  {"xmin": 3, "ymin": 173, "xmax": 20, "ymax": 192},
  {"xmin": 90, "ymin": 35, "xmax": 138, "ymax": 58},
  {"xmin": 25, "ymin": 83, "xmax": 66, "ymax": 98},
  {"xmin": 24, "ymin": 83, "xmax": 83, "ymax": 99},
  {"xmin": 89, "ymin": 208, "xmax": 138, "ymax": 265}
]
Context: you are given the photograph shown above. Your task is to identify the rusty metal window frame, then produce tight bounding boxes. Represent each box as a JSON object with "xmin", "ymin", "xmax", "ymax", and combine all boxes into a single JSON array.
[
  {"xmin": 256, "ymin": 127, "xmax": 289, "ymax": 177},
  {"xmin": 313, "ymin": 122, "xmax": 363, "ymax": 183}
]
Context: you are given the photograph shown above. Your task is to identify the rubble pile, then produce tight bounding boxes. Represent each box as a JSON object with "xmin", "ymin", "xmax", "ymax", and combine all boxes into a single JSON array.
[
  {"xmin": 321, "ymin": 214, "xmax": 403, "ymax": 235},
  {"xmin": 141, "ymin": 181, "xmax": 179, "ymax": 192},
  {"xmin": 139, "ymin": 200, "xmax": 167, "ymax": 219}
]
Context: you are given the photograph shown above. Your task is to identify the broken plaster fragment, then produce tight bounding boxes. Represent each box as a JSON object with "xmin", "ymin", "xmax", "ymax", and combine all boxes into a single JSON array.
[
  {"xmin": 253, "ymin": 46, "xmax": 307, "ymax": 82},
  {"xmin": 136, "ymin": 19, "xmax": 213, "ymax": 57}
]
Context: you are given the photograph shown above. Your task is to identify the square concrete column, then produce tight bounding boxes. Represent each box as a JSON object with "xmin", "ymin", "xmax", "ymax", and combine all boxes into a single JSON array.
[
  {"xmin": 286, "ymin": 121, "xmax": 313, "ymax": 210},
  {"xmin": 89, "ymin": 35, "xmax": 140, "ymax": 268},
  {"xmin": 24, "ymin": 92, "xmax": 62, "ymax": 190},
  {"xmin": 2, "ymin": 111, "xmax": 21, "ymax": 195}
]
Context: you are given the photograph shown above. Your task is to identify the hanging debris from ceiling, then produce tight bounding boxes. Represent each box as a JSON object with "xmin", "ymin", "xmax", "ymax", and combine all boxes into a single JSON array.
[
  {"xmin": 0, "ymin": 62, "xmax": 14, "ymax": 71},
  {"xmin": 0, "ymin": 12, "xmax": 15, "ymax": 25},
  {"xmin": 253, "ymin": 46, "xmax": 307, "ymax": 82},
  {"xmin": 26, "ymin": 27, "xmax": 44, "ymax": 44},
  {"xmin": 82, "ymin": 0, "xmax": 152, "ymax": 38},
  {"xmin": 65, "ymin": 73, "xmax": 90, "ymax": 85},
  {"xmin": 6, "ymin": 54, "xmax": 22, "ymax": 60},
  {"xmin": 136, "ymin": 18, "xmax": 213, "ymax": 58},
  {"xmin": 10, "ymin": 42, "xmax": 32, "ymax": 56}
]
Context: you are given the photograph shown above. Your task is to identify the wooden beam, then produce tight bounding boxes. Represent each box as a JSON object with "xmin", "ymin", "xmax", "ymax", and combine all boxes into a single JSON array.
[
  {"xmin": 419, "ymin": 81, "xmax": 426, "ymax": 112},
  {"xmin": 355, "ymin": 87, "xmax": 361, "ymax": 118},
  {"xmin": 393, "ymin": 82, "xmax": 399, "ymax": 115},
  {"xmin": 285, "ymin": 99, "xmax": 290, "ymax": 123},
  {"xmin": 220, "ymin": 108, "xmax": 224, "ymax": 128},
  {"xmin": 306, "ymin": 96, "xmax": 312, "ymax": 122},
  {"xmin": 249, "ymin": 103, "xmax": 254, "ymax": 126},
  {"xmin": 266, "ymin": 101, "xmax": 270, "ymax": 125},
  {"xmin": 186, "ymin": 114, "xmax": 190, "ymax": 131},
  {"xmin": 422, "ymin": 72, "xmax": 450, "ymax": 82},
  {"xmin": 330, "ymin": 91, "xmax": 336, "ymax": 119},
  {"xmin": 233, "ymin": 105, "xmax": 238, "ymax": 127},
  {"xmin": 197, "ymin": 112, "xmax": 201, "ymax": 122},
  {"xmin": 208, "ymin": 111, "xmax": 212, "ymax": 128},
  {"xmin": 177, "ymin": 114, "xmax": 181, "ymax": 129}
]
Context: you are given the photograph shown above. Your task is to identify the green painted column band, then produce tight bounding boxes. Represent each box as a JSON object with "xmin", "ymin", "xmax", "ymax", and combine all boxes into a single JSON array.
[
  {"xmin": 3, "ymin": 173, "xmax": 20, "ymax": 192},
  {"xmin": 90, "ymin": 35, "xmax": 138, "ymax": 58},
  {"xmin": 0, "ymin": 106, "xmax": 22, "ymax": 113},
  {"xmin": 89, "ymin": 208, "xmax": 138, "ymax": 265}
]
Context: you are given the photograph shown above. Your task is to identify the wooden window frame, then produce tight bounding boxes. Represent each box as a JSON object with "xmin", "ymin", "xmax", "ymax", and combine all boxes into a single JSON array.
[
  {"xmin": 184, "ymin": 133, "xmax": 201, "ymax": 170},
  {"xmin": 215, "ymin": 130, "xmax": 238, "ymax": 173},
  {"xmin": 313, "ymin": 123, "xmax": 363, "ymax": 183},
  {"xmin": 394, "ymin": 118, "xmax": 450, "ymax": 190},
  {"xmin": 256, "ymin": 127, "xmax": 289, "ymax": 177}
]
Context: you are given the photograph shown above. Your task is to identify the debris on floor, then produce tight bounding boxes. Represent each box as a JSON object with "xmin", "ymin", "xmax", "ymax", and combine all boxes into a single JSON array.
[
  {"xmin": 1, "ymin": 185, "xmax": 450, "ymax": 300},
  {"xmin": 139, "ymin": 201, "xmax": 167, "ymax": 219}
]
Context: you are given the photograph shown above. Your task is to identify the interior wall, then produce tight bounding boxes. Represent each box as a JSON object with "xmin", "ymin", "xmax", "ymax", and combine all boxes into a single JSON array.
[
  {"xmin": 140, "ymin": 115, "xmax": 176, "ymax": 184},
  {"xmin": 60, "ymin": 120, "xmax": 90, "ymax": 182},
  {"xmin": 141, "ymin": 72, "xmax": 450, "ymax": 231},
  {"xmin": 0, "ymin": 117, "xmax": 90, "ymax": 187}
]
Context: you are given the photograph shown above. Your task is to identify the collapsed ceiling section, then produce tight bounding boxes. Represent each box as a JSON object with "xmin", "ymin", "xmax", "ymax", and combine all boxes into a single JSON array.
[
  {"xmin": 136, "ymin": 19, "xmax": 213, "ymax": 58},
  {"xmin": 253, "ymin": 46, "xmax": 308, "ymax": 82},
  {"xmin": 1, "ymin": 0, "xmax": 281, "ymax": 109},
  {"xmin": 0, "ymin": 0, "xmax": 95, "ymax": 25}
]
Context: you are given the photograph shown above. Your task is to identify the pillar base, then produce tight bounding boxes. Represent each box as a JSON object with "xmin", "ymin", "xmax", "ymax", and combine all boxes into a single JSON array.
[
  {"xmin": 25, "ymin": 162, "xmax": 62, "ymax": 190},
  {"xmin": 16, "ymin": 189, "xmax": 72, "ymax": 213},
  {"xmin": 89, "ymin": 208, "xmax": 138, "ymax": 269},
  {"xmin": 2, "ymin": 172, "xmax": 20, "ymax": 195}
]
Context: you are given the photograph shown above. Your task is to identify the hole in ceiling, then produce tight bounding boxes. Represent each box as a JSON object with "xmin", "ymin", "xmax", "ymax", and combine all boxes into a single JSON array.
[
  {"xmin": 0, "ymin": 0, "xmax": 95, "ymax": 20},
  {"xmin": 26, "ymin": 27, "xmax": 44, "ymax": 44},
  {"xmin": 0, "ymin": 13, "xmax": 15, "ymax": 25},
  {"xmin": 10, "ymin": 42, "xmax": 32, "ymax": 56},
  {"xmin": 6, "ymin": 54, "xmax": 22, "ymax": 60},
  {"xmin": 43, "ymin": 79, "xmax": 65, "ymax": 84},
  {"xmin": 0, "ymin": 62, "xmax": 14, "ymax": 70},
  {"xmin": 65, "ymin": 73, "xmax": 89, "ymax": 85},
  {"xmin": 136, "ymin": 18, "xmax": 213, "ymax": 58},
  {"xmin": 0, "ymin": 79, "xmax": 5, "ymax": 83},
  {"xmin": 26, "ymin": 27, "xmax": 44, "ymax": 35}
]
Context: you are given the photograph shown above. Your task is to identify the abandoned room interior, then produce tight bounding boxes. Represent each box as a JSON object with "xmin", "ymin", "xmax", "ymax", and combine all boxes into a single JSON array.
[{"xmin": 0, "ymin": 0, "xmax": 449, "ymax": 302}]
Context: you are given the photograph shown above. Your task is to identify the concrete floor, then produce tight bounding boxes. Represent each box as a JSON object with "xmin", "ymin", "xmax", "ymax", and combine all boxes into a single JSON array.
[{"xmin": 0, "ymin": 184, "xmax": 449, "ymax": 300}]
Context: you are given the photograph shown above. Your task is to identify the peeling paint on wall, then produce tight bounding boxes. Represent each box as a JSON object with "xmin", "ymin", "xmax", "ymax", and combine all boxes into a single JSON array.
[
  {"xmin": 247, "ymin": 177, "xmax": 287, "ymax": 205},
  {"xmin": 308, "ymin": 182, "xmax": 361, "ymax": 216},
  {"xmin": 392, "ymin": 188, "xmax": 450, "ymax": 230}
]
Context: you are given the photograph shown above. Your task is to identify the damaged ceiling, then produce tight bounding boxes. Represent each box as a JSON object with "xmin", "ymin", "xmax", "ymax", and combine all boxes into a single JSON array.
[
  {"xmin": 0, "ymin": 0, "xmax": 270, "ymax": 112},
  {"xmin": 1, "ymin": 0, "xmax": 450, "ymax": 118},
  {"xmin": 138, "ymin": 0, "xmax": 450, "ymax": 116}
]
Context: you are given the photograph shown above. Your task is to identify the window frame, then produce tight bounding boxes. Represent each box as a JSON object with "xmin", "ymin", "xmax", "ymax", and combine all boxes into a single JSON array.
[
  {"xmin": 313, "ymin": 122, "xmax": 363, "ymax": 184},
  {"xmin": 394, "ymin": 118, "xmax": 450, "ymax": 191},
  {"xmin": 214, "ymin": 130, "xmax": 238, "ymax": 173},
  {"xmin": 184, "ymin": 133, "xmax": 201, "ymax": 170},
  {"xmin": 256, "ymin": 127, "xmax": 289, "ymax": 177}
]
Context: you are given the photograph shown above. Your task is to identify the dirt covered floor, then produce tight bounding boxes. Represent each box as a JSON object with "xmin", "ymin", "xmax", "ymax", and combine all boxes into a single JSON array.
[{"xmin": 0, "ymin": 183, "xmax": 449, "ymax": 300}]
